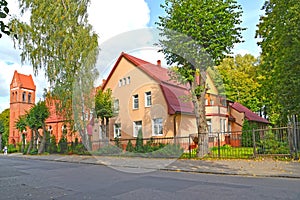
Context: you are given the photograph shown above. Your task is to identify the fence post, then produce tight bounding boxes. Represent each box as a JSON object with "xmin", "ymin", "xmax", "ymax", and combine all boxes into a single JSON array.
[
  {"xmin": 217, "ymin": 132, "xmax": 220, "ymax": 159},
  {"xmin": 293, "ymin": 123, "xmax": 299, "ymax": 160},
  {"xmin": 252, "ymin": 129, "xmax": 257, "ymax": 158},
  {"xmin": 189, "ymin": 135, "xmax": 191, "ymax": 158}
]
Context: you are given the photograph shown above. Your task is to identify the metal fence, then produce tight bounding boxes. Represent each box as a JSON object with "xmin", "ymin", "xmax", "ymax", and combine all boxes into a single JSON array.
[{"xmin": 91, "ymin": 124, "xmax": 300, "ymax": 159}]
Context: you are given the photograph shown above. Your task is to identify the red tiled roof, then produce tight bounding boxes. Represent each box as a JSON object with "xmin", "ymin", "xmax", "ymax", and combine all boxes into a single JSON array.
[
  {"xmin": 230, "ymin": 102, "xmax": 269, "ymax": 124},
  {"xmin": 11, "ymin": 70, "xmax": 36, "ymax": 90},
  {"xmin": 103, "ymin": 52, "xmax": 194, "ymax": 115}
]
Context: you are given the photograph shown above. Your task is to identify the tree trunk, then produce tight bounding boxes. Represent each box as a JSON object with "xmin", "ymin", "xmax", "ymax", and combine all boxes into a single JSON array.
[
  {"xmin": 191, "ymin": 74, "xmax": 208, "ymax": 158},
  {"xmin": 27, "ymin": 130, "xmax": 34, "ymax": 154},
  {"xmin": 105, "ymin": 117, "xmax": 110, "ymax": 138},
  {"xmin": 38, "ymin": 125, "xmax": 47, "ymax": 154}
]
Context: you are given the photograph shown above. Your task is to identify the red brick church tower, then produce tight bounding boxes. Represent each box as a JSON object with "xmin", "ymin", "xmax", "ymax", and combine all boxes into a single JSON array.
[{"xmin": 9, "ymin": 70, "xmax": 36, "ymax": 145}]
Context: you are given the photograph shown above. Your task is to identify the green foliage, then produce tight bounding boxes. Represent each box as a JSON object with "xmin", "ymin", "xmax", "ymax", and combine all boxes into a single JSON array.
[
  {"xmin": 256, "ymin": 0, "xmax": 300, "ymax": 123},
  {"xmin": 48, "ymin": 135, "xmax": 58, "ymax": 153},
  {"xmin": 157, "ymin": 0, "xmax": 245, "ymax": 157},
  {"xmin": 7, "ymin": 144, "xmax": 18, "ymax": 153},
  {"xmin": 58, "ymin": 137, "xmax": 68, "ymax": 154},
  {"xmin": 95, "ymin": 89, "xmax": 114, "ymax": 120},
  {"xmin": 10, "ymin": 0, "xmax": 99, "ymax": 124},
  {"xmin": 114, "ymin": 137, "xmax": 121, "ymax": 148},
  {"xmin": 214, "ymin": 54, "xmax": 262, "ymax": 112},
  {"xmin": 95, "ymin": 144, "xmax": 122, "ymax": 155},
  {"xmin": 135, "ymin": 129, "xmax": 143, "ymax": 153},
  {"xmin": 0, "ymin": 109, "xmax": 9, "ymax": 148},
  {"xmin": 0, "ymin": 0, "xmax": 12, "ymax": 38},
  {"xmin": 257, "ymin": 131, "xmax": 290, "ymax": 154},
  {"xmin": 150, "ymin": 144, "xmax": 183, "ymax": 158},
  {"xmin": 241, "ymin": 120, "xmax": 259, "ymax": 147},
  {"xmin": 126, "ymin": 140, "xmax": 134, "ymax": 152}
]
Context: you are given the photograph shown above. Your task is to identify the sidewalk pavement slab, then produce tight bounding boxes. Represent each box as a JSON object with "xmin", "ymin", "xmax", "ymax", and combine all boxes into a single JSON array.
[{"xmin": 2, "ymin": 153, "xmax": 300, "ymax": 178}]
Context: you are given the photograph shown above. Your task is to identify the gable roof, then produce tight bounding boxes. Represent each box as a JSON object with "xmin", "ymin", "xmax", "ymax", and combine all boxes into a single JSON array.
[
  {"xmin": 230, "ymin": 102, "xmax": 269, "ymax": 124},
  {"xmin": 102, "ymin": 52, "xmax": 193, "ymax": 115},
  {"xmin": 10, "ymin": 70, "xmax": 36, "ymax": 90}
]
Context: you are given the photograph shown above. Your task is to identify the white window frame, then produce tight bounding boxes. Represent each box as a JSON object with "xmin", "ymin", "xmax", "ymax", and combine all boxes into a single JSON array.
[
  {"xmin": 207, "ymin": 119, "xmax": 212, "ymax": 133},
  {"xmin": 114, "ymin": 99, "xmax": 119, "ymax": 114},
  {"xmin": 118, "ymin": 79, "xmax": 122, "ymax": 87},
  {"xmin": 133, "ymin": 121, "xmax": 142, "ymax": 137},
  {"xmin": 133, "ymin": 94, "xmax": 139, "ymax": 109},
  {"xmin": 152, "ymin": 118, "xmax": 163, "ymax": 136},
  {"xmin": 145, "ymin": 91, "xmax": 152, "ymax": 107},
  {"xmin": 114, "ymin": 123, "xmax": 121, "ymax": 138},
  {"xmin": 123, "ymin": 78, "xmax": 126, "ymax": 86},
  {"xmin": 127, "ymin": 76, "xmax": 131, "ymax": 84}
]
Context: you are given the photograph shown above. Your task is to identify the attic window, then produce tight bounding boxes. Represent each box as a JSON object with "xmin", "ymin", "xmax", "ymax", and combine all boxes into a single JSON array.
[{"xmin": 119, "ymin": 79, "xmax": 122, "ymax": 87}]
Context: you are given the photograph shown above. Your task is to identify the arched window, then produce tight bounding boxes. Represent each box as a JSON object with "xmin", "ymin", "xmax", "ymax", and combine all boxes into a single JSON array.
[
  {"xmin": 28, "ymin": 93, "xmax": 31, "ymax": 103},
  {"xmin": 15, "ymin": 92, "xmax": 18, "ymax": 101},
  {"xmin": 22, "ymin": 92, "xmax": 26, "ymax": 102},
  {"xmin": 12, "ymin": 92, "xmax": 14, "ymax": 102}
]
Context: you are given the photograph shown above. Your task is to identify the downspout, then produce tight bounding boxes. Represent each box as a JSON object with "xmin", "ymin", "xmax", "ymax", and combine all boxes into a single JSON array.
[{"xmin": 173, "ymin": 113, "xmax": 177, "ymax": 137}]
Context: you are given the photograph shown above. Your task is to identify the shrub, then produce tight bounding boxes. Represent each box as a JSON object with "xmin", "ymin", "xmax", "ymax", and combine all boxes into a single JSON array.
[
  {"xmin": 135, "ymin": 129, "xmax": 143, "ymax": 153},
  {"xmin": 257, "ymin": 131, "xmax": 289, "ymax": 154},
  {"xmin": 96, "ymin": 144, "xmax": 122, "ymax": 155},
  {"xmin": 126, "ymin": 140, "xmax": 134, "ymax": 152},
  {"xmin": 49, "ymin": 135, "xmax": 58, "ymax": 153},
  {"xmin": 7, "ymin": 144, "xmax": 18, "ymax": 153}
]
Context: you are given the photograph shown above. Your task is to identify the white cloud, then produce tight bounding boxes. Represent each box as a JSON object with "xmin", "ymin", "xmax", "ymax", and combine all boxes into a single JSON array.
[{"xmin": 88, "ymin": 0, "xmax": 150, "ymax": 43}]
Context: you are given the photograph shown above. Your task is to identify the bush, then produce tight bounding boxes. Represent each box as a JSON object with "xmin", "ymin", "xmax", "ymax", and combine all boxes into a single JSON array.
[
  {"xmin": 7, "ymin": 144, "xmax": 18, "ymax": 153},
  {"xmin": 126, "ymin": 140, "xmax": 134, "ymax": 152},
  {"xmin": 135, "ymin": 129, "xmax": 143, "ymax": 153},
  {"xmin": 48, "ymin": 135, "xmax": 58, "ymax": 153},
  {"xmin": 257, "ymin": 131, "xmax": 289, "ymax": 154},
  {"xmin": 95, "ymin": 144, "xmax": 122, "ymax": 155}
]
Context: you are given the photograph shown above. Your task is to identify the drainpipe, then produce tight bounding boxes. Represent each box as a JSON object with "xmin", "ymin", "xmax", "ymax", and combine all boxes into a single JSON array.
[{"xmin": 173, "ymin": 113, "xmax": 177, "ymax": 137}]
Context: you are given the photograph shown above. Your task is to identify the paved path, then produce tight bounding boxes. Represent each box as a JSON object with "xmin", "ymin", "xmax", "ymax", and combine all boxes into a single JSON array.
[{"xmin": 2, "ymin": 153, "xmax": 300, "ymax": 178}]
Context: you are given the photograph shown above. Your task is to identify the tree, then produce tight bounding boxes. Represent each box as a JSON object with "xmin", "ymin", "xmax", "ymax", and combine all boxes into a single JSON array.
[
  {"xmin": 256, "ymin": 0, "xmax": 300, "ymax": 124},
  {"xmin": 95, "ymin": 88, "xmax": 114, "ymax": 140},
  {"xmin": 213, "ymin": 54, "xmax": 263, "ymax": 112},
  {"xmin": 15, "ymin": 115, "xmax": 27, "ymax": 153},
  {"xmin": 25, "ymin": 101, "xmax": 50, "ymax": 154},
  {"xmin": 0, "ymin": 109, "xmax": 10, "ymax": 151},
  {"xmin": 157, "ymin": 0, "xmax": 244, "ymax": 157},
  {"xmin": 0, "ymin": 0, "xmax": 10, "ymax": 38},
  {"xmin": 10, "ymin": 0, "xmax": 99, "ymax": 128}
]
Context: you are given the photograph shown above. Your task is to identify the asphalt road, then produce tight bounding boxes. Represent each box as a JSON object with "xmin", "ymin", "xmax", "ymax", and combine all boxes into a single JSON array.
[{"xmin": 0, "ymin": 157, "xmax": 300, "ymax": 200}]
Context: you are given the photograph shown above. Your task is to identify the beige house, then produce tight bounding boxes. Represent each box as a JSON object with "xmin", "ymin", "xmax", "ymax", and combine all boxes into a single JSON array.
[{"xmin": 100, "ymin": 52, "xmax": 231, "ymax": 141}]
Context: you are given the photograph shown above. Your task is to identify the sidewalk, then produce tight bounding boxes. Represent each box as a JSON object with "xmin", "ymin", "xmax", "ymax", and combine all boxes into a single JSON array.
[{"xmin": 2, "ymin": 153, "xmax": 300, "ymax": 178}]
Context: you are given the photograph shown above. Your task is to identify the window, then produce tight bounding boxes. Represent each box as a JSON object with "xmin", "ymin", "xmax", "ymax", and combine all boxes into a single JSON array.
[
  {"xmin": 114, "ymin": 99, "xmax": 119, "ymax": 114},
  {"xmin": 133, "ymin": 121, "xmax": 142, "ymax": 137},
  {"xmin": 28, "ymin": 93, "xmax": 31, "ymax": 103},
  {"xmin": 127, "ymin": 76, "xmax": 131, "ymax": 84},
  {"xmin": 133, "ymin": 94, "xmax": 139, "ymax": 109},
  {"xmin": 210, "ymin": 99, "xmax": 214, "ymax": 105},
  {"xmin": 119, "ymin": 79, "xmax": 122, "ymax": 87},
  {"xmin": 114, "ymin": 124, "xmax": 121, "ymax": 138},
  {"xmin": 145, "ymin": 91, "xmax": 152, "ymax": 107},
  {"xmin": 205, "ymin": 99, "xmax": 208, "ymax": 105},
  {"xmin": 123, "ymin": 78, "xmax": 126, "ymax": 86},
  {"xmin": 152, "ymin": 118, "xmax": 163, "ymax": 136},
  {"xmin": 22, "ymin": 92, "xmax": 26, "ymax": 102},
  {"xmin": 220, "ymin": 118, "xmax": 226, "ymax": 133},
  {"xmin": 207, "ymin": 119, "xmax": 212, "ymax": 133}
]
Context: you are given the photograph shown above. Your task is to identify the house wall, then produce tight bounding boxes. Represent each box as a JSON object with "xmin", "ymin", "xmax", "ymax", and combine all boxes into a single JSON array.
[{"xmin": 105, "ymin": 57, "xmax": 175, "ymax": 139}]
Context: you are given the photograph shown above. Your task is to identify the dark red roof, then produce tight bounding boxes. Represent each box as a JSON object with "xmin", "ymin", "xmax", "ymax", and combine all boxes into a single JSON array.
[
  {"xmin": 230, "ymin": 102, "xmax": 269, "ymax": 124},
  {"xmin": 103, "ymin": 52, "xmax": 193, "ymax": 115}
]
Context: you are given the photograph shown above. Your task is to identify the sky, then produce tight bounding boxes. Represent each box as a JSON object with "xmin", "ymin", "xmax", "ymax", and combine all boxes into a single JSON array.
[{"xmin": 0, "ymin": 0, "xmax": 264, "ymax": 113}]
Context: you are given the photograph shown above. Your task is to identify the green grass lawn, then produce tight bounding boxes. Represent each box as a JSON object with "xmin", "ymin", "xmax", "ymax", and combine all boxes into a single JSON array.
[{"xmin": 181, "ymin": 146, "xmax": 254, "ymax": 159}]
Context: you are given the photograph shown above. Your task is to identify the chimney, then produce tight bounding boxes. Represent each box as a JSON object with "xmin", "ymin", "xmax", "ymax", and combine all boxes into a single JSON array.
[{"xmin": 157, "ymin": 60, "xmax": 161, "ymax": 67}]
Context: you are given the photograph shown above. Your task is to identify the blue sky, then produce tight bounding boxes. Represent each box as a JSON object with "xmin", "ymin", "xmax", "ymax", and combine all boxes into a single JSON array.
[{"xmin": 0, "ymin": 0, "xmax": 265, "ymax": 112}]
